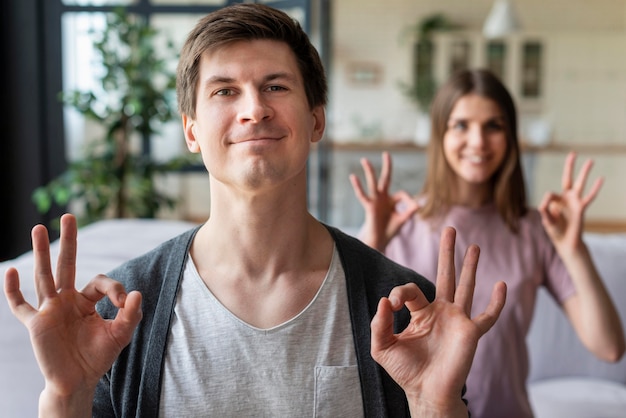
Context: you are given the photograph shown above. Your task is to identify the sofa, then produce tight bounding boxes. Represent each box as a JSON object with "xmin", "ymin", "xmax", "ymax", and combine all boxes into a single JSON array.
[
  {"xmin": 526, "ymin": 232, "xmax": 626, "ymax": 417},
  {"xmin": 1, "ymin": 219, "xmax": 625, "ymax": 417}
]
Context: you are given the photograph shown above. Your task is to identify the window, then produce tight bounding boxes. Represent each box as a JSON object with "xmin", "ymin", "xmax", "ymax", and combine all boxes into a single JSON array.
[
  {"xmin": 521, "ymin": 41, "xmax": 542, "ymax": 98},
  {"xmin": 486, "ymin": 41, "xmax": 506, "ymax": 81}
]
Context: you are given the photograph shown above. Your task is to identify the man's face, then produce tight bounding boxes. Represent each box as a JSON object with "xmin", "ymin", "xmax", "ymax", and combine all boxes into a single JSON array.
[{"xmin": 182, "ymin": 39, "xmax": 325, "ymax": 193}]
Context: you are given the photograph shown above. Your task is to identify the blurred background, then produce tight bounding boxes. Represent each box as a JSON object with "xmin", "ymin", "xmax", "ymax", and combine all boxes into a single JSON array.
[{"xmin": 2, "ymin": 0, "xmax": 626, "ymax": 260}]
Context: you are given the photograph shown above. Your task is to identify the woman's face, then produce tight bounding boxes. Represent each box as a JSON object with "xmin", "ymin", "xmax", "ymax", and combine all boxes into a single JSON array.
[{"xmin": 442, "ymin": 93, "xmax": 508, "ymax": 191}]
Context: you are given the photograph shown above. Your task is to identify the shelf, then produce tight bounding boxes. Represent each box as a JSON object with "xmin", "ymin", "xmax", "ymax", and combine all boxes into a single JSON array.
[
  {"xmin": 585, "ymin": 220, "xmax": 626, "ymax": 234},
  {"xmin": 327, "ymin": 140, "xmax": 626, "ymax": 154},
  {"xmin": 328, "ymin": 141, "xmax": 426, "ymax": 151},
  {"xmin": 521, "ymin": 143, "xmax": 626, "ymax": 154}
]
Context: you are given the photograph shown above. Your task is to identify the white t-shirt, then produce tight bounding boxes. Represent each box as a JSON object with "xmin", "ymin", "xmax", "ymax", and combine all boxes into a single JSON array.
[{"xmin": 159, "ymin": 245, "xmax": 364, "ymax": 417}]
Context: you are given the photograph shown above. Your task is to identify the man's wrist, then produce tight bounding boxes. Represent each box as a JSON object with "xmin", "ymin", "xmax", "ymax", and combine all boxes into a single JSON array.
[
  {"xmin": 39, "ymin": 386, "xmax": 94, "ymax": 418},
  {"xmin": 407, "ymin": 396, "xmax": 468, "ymax": 418}
]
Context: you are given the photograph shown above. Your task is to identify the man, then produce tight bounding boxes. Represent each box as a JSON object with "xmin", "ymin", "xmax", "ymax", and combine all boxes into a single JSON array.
[{"xmin": 4, "ymin": 4, "xmax": 506, "ymax": 417}]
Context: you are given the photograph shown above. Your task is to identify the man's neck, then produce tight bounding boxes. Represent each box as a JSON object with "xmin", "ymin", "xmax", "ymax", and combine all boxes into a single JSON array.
[
  {"xmin": 201, "ymin": 183, "xmax": 320, "ymax": 263},
  {"xmin": 189, "ymin": 197, "xmax": 334, "ymax": 329}
]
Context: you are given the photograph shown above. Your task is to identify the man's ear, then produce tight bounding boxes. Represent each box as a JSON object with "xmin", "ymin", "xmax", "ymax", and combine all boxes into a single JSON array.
[
  {"xmin": 310, "ymin": 105, "xmax": 326, "ymax": 144},
  {"xmin": 182, "ymin": 114, "xmax": 200, "ymax": 153}
]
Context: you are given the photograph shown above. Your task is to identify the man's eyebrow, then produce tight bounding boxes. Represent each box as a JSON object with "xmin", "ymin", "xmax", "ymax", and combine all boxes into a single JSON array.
[
  {"xmin": 264, "ymin": 72, "xmax": 298, "ymax": 83},
  {"xmin": 203, "ymin": 75, "xmax": 235, "ymax": 86},
  {"xmin": 202, "ymin": 72, "xmax": 298, "ymax": 86}
]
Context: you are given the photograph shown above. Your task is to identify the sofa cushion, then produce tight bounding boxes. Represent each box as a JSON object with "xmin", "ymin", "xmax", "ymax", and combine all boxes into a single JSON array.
[
  {"xmin": 527, "ymin": 233, "xmax": 626, "ymax": 384},
  {"xmin": 529, "ymin": 377, "xmax": 626, "ymax": 418}
]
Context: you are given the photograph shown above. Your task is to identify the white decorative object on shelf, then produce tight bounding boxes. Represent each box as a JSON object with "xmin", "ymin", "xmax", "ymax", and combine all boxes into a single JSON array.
[
  {"xmin": 525, "ymin": 117, "xmax": 553, "ymax": 147},
  {"xmin": 483, "ymin": 0, "xmax": 522, "ymax": 39},
  {"xmin": 414, "ymin": 111, "xmax": 431, "ymax": 146}
]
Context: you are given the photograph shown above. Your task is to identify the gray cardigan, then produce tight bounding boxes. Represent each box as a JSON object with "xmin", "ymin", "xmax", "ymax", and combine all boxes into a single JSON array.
[{"xmin": 93, "ymin": 225, "xmax": 446, "ymax": 417}]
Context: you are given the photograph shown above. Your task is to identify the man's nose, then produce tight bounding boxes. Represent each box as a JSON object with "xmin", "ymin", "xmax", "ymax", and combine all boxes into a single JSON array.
[{"xmin": 238, "ymin": 91, "xmax": 272, "ymax": 123}]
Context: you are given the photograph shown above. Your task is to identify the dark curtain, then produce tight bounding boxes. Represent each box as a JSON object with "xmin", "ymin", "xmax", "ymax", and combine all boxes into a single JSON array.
[{"xmin": 0, "ymin": 0, "xmax": 65, "ymax": 261}]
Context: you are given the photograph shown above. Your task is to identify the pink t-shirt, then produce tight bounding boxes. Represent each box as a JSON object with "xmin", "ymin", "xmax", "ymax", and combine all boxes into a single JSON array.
[{"xmin": 384, "ymin": 204, "xmax": 575, "ymax": 418}]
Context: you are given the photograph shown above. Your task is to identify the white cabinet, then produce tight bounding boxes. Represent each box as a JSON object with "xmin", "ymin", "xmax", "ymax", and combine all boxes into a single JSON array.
[
  {"xmin": 430, "ymin": 31, "xmax": 545, "ymax": 112},
  {"xmin": 426, "ymin": 30, "xmax": 626, "ymax": 145}
]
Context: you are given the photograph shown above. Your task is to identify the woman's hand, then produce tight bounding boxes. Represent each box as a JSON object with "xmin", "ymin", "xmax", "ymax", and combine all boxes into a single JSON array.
[
  {"xmin": 539, "ymin": 153, "xmax": 625, "ymax": 363},
  {"xmin": 350, "ymin": 151, "xmax": 420, "ymax": 251},
  {"xmin": 538, "ymin": 151, "xmax": 603, "ymax": 254}
]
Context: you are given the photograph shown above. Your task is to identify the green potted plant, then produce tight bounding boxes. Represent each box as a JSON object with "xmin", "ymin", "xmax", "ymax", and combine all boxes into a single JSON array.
[
  {"xmin": 399, "ymin": 13, "xmax": 458, "ymax": 112},
  {"xmin": 33, "ymin": 7, "xmax": 193, "ymax": 227},
  {"xmin": 397, "ymin": 13, "xmax": 459, "ymax": 145}
]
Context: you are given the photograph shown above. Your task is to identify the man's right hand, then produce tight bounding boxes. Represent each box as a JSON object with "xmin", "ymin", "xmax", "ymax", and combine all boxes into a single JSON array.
[{"xmin": 3, "ymin": 213, "xmax": 142, "ymax": 417}]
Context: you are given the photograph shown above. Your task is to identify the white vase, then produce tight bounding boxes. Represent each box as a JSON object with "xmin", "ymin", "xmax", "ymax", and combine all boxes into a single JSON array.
[{"xmin": 414, "ymin": 112, "xmax": 431, "ymax": 146}]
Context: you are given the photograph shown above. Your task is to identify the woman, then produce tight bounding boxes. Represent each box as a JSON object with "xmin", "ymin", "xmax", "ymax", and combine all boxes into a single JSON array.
[{"xmin": 350, "ymin": 68, "xmax": 625, "ymax": 418}]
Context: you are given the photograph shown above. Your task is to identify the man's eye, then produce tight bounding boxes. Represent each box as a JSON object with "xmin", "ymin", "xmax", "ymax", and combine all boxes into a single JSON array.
[
  {"xmin": 215, "ymin": 89, "xmax": 233, "ymax": 96},
  {"xmin": 267, "ymin": 85, "xmax": 287, "ymax": 92}
]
